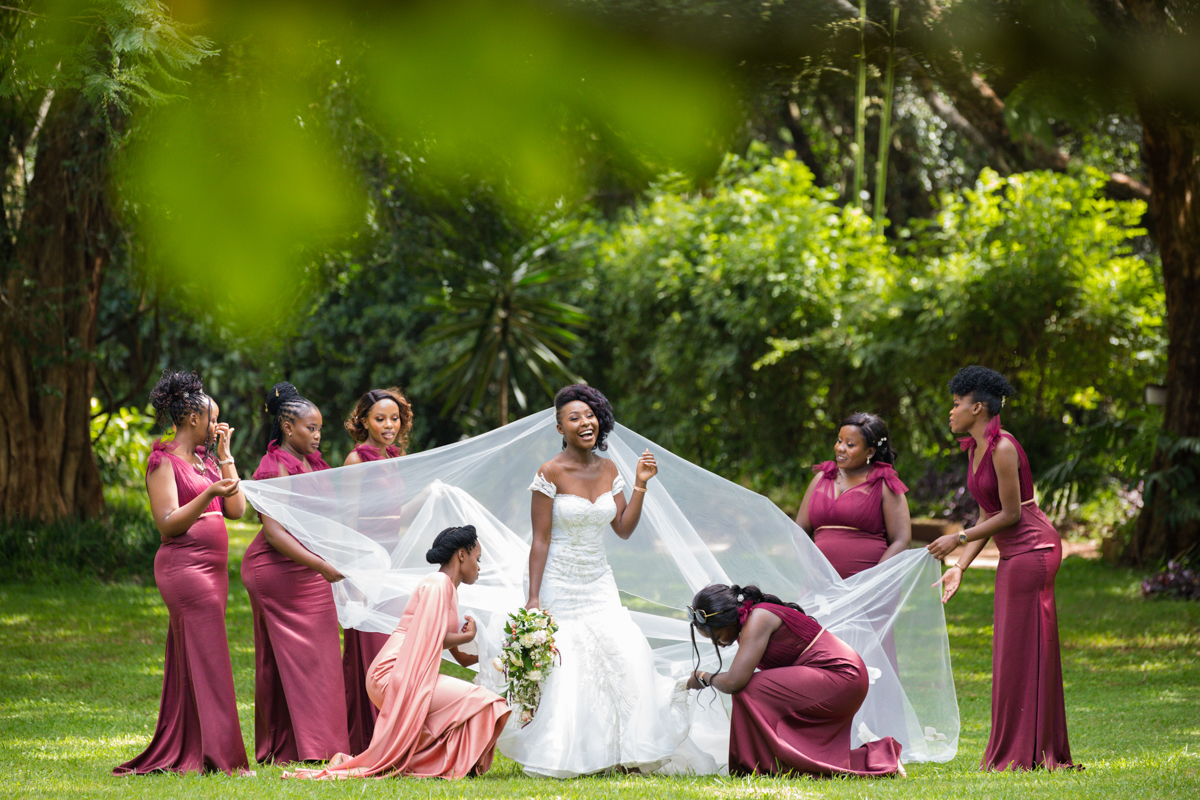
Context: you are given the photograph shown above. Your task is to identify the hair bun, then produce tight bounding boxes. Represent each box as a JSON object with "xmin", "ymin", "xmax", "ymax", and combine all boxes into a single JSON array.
[
  {"xmin": 425, "ymin": 524, "xmax": 479, "ymax": 565},
  {"xmin": 265, "ymin": 381, "xmax": 299, "ymax": 416}
]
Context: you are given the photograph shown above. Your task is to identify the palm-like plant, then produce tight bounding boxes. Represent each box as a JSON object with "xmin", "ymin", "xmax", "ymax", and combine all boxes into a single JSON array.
[{"xmin": 423, "ymin": 237, "xmax": 589, "ymax": 426}]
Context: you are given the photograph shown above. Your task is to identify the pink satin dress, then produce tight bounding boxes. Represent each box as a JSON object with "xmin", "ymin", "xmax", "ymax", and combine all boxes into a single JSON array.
[
  {"xmin": 962, "ymin": 415, "xmax": 1076, "ymax": 771},
  {"xmin": 242, "ymin": 443, "xmax": 350, "ymax": 763},
  {"xmin": 115, "ymin": 440, "xmax": 248, "ymax": 775},
  {"xmin": 288, "ymin": 572, "xmax": 510, "ymax": 779},
  {"xmin": 728, "ymin": 603, "xmax": 903, "ymax": 777},
  {"xmin": 342, "ymin": 441, "xmax": 404, "ymax": 755},
  {"xmin": 808, "ymin": 462, "xmax": 908, "ymax": 579}
]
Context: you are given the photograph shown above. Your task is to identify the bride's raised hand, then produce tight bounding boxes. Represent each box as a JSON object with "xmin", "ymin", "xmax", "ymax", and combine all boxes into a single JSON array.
[{"xmin": 635, "ymin": 449, "xmax": 658, "ymax": 487}]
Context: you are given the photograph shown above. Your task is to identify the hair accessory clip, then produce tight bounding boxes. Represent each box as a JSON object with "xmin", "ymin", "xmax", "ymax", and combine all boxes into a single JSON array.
[
  {"xmin": 736, "ymin": 593, "xmax": 744, "ymax": 602},
  {"xmin": 276, "ymin": 387, "xmax": 280, "ymax": 397},
  {"xmin": 1001, "ymin": 397, "xmax": 1006, "ymax": 407}
]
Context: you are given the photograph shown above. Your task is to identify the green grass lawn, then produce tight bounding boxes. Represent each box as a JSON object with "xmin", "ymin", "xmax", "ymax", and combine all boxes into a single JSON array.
[{"xmin": 2, "ymin": 550, "xmax": 1198, "ymax": 799}]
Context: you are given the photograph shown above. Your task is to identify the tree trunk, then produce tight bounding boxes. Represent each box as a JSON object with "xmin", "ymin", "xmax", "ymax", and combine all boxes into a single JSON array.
[
  {"xmin": 0, "ymin": 92, "xmax": 109, "ymax": 520},
  {"xmin": 1128, "ymin": 100, "xmax": 1200, "ymax": 563}
]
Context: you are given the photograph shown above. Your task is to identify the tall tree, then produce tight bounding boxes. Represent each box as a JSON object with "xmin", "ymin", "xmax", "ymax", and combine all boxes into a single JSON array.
[{"xmin": 0, "ymin": 2, "xmax": 210, "ymax": 519}]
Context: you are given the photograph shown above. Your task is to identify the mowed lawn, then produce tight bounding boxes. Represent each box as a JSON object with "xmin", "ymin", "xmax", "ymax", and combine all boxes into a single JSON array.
[{"xmin": 1, "ymin": 536, "xmax": 1198, "ymax": 800}]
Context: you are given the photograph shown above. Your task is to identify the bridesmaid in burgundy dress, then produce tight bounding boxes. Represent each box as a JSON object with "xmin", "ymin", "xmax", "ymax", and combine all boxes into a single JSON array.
[
  {"xmin": 242, "ymin": 382, "xmax": 350, "ymax": 763},
  {"xmin": 340, "ymin": 386, "xmax": 413, "ymax": 754},
  {"xmin": 928, "ymin": 366, "xmax": 1077, "ymax": 771},
  {"xmin": 685, "ymin": 584, "xmax": 903, "ymax": 778},
  {"xmin": 796, "ymin": 413, "xmax": 912, "ymax": 579},
  {"xmin": 115, "ymin": 370, "xmax": 248, "ymax": 775}
]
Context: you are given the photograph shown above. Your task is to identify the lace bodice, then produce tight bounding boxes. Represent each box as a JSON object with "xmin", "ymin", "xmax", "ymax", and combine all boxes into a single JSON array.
[{"xmin": 530, "ymin": 471, "xmax": 626, "ymax": 593}]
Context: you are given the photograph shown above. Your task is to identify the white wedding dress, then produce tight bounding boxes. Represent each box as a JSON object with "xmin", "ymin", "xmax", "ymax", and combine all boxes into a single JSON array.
[{"xmin": 475, "ymin": 471, "xmax": 703, "ymax": 777}]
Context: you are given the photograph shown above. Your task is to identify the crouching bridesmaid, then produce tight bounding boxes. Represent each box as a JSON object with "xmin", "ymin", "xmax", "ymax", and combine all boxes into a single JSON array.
[
  {"xmin": 686, "ymin": 584, "xmax": 903, "ymax": 778},
  {"xmin": 287, "ymin": 525, "xmax": 510, "ymax": 780}
]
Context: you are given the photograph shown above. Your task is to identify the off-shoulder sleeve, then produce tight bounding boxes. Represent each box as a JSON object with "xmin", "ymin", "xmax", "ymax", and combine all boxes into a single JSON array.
[
  {"xmin": 812, "ymin": 461, "xmax": 838, "ymax": 481},
  {"xmin": 529, "ymin": 471, "xmax": 557, "ymax": 499},
  {"xmin": 610, "ymin": 473, "xmax": 626, "ymax": 495},
  {"xmin": 869, "ymin": 463, "xmax": 909, "ymax": 495}
]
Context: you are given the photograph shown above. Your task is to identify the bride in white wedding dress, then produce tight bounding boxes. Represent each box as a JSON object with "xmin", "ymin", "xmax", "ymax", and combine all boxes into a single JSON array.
[{"xmin": 489, "ymin": 385, "xmax": 698, "ymax": 777}]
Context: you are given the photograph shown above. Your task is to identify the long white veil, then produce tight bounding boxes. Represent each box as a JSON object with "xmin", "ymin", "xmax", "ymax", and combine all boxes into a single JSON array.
[{"xmin": 240, "ymin": 409, "xmax": 959, "ymax": 769}]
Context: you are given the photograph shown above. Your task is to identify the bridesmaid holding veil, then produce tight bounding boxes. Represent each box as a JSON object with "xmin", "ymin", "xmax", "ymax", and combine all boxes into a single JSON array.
[
  {"xmin": 340, "ymin": 386, "xmax": 414, "ymax": 754},
  {"xmin": 287, "ymin": 525, "xmax": 510, "ymax": 779},
  {"xmin": 242, "ymin": 382, "xmax": 350, "ymax": 763},
  {"xmin": 115, "ymin": 370, "xmax": 247, "ymax": 775},
  {"xmin": 795, "ymin": 413, "xmax": 912, "ymax": 580},
  {"xmin": 928, "ymin": 366, "xmax": 1077, "ymax": 771}
]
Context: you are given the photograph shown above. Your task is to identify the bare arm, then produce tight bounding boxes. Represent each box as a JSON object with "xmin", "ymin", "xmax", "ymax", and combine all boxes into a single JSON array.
[
  {"xmin": 611, "ymin": 450, "xmax": 657, "ymax": 539},
  {"xmin": 794, "ymin": 473, "xmax": 822, "ymax": 533},
  {"xmin": 878, "ymin": 484, "xmax": 913, "ymax": 563},
  {"xmin": 691, "ymin": 609, "xmax": 782, "ymax": 694},
  {"xmin": 932, "ymin": 508, "xmax": 989, "ymax": 604},
  {"xmin": 260, "ymin": 512, "xmax": 344, "ymax": 583},
  {"xmin": 927, "ymin": 440, "xmax": 1021, "ymax": 559},
  {"xmin": 444, "ymin": 616, "xmax": 477, "ymax": 651},
  {"xmin": 526, "ymin": 490, "xmax": 553, "ymax": 609},
  {"xmin": 146, "ymin": 463, "xmax": 238, "ymax": 541}
]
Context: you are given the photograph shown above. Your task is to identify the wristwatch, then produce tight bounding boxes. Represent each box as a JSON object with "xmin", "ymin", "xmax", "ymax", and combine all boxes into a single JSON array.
[
  {"xmin": 957, "ymin": 531, "xmax": 968, "ymax": 545},
  {"xmin": 698, "ymin": 672, "xmax": 711, "ymax": 688}
]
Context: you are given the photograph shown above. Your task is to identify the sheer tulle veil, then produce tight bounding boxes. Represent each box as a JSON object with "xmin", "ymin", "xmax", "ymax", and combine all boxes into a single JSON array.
[{"xmin": 241, "ymin": 408, "xmax": 959, "ymax": 769}]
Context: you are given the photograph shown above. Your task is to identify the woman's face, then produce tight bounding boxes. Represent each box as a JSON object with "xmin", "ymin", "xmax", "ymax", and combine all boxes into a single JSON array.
[
  {"xmin": 557, "ymin": 400, "xmax": 598, "ymax": 450},
  {"xmin": 834, "ymin": 425, "xmax": 873, "ymax": 470},
  {"xmin": 949, "ymin": 394, "xmax": 980, "ymax": 435},
  {"xmin": 697, "ymin": 624, "xmax": 739, "ymax": 648},
  {"xmin": 286, "ymin": 407, "xmax": 323, "ymax": 455},
  {"xmin": 365, "ymin": 398, "xmax": 402, "ymax": 449},
  {"xmin": 459, "ymin": 542, "xmax": 482, "ymax": 585}
]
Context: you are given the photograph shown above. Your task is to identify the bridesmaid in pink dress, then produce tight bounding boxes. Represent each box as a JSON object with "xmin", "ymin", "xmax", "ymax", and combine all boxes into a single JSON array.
[
  {"xmin": 242, "ymin": 382, "xmax": 350, "ymax": 763},
  {"xmin": 686, "ymin": 584, "xmax": 903, "ymax": 778},
  {"xmin": 796, "ymin": 413, "xmax": 912, "ymax": 579},
  {"xmin": 340, "ymin": 386, "xmax": 414, "ymax": 754},
  {"xmin": 928, "ymin": 366, "xmax": 1077, "ymax": 771},
  {"xmin": 115, "ymin": 370, "xmax": 248, "ymax": 775},
  {"xmin": 287, "ymin": 525, "xmax": 511, "ymax": 780}
]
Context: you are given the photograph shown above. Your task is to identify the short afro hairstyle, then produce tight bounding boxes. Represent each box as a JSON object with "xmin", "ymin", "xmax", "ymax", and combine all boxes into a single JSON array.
[
  {"xmin": 554, "ymin": 384, "xmax": 615, "ymax": 452},
  {"xmin": 948, "ymin": 366, "xmax": 1015, "ymax": 416}
]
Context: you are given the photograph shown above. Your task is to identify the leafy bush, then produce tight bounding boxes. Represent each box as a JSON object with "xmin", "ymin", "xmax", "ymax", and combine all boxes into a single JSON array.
[
  {"xmin": 90, "ymin": 400, "xmax": 156, "ymax": 489},
  {"xmin": 1141, "ymin": 560, "xmax": 1200, "ymax": 601}
]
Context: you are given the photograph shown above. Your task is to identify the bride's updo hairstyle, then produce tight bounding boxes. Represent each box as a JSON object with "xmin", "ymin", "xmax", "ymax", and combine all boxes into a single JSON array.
[
  {"xmin": 689, "ymin": 584, "xmax": 805, "ymax": 683},
  {"xmin": 839, "ymin": 412, "xmax": 897, "ymax": 465},
  {"xmin": 149, "ymin": 369, "xmax": 208, "ymax": 428},
  {"xmin": 265, "ymin": 381, "xmax": 318, "ymax": 447},
  {"xmin": 554, "ymin": 384, "xmax": 614, "ymax": 452},
  {"xmin": 426, "ymin": 525, "xmax": 479, "ymax": 564},
  {"xmin": 344, "ymin": 386, "xmax": 413, "ymax": 453},
  {"xmin": 948, "ymin": 365, "xmax": 1015, "ymax": 416}
]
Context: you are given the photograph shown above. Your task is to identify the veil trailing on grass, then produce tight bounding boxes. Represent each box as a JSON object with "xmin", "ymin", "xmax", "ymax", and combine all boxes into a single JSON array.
[{"xmin": 241, "ymin": 409, "xmax": 959, "ymax": 769}]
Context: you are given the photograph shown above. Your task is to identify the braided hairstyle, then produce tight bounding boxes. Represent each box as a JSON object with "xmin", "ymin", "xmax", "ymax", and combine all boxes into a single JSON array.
[
  {"xmin": 948, "ymin": 366, "xmax": 1016, "ymax": 416},
  {"xmin": 689, "ymin": 584, "xmax": 804, "ymax": 682},
  {"xmin": 554, "ymin": 384, "xmax": 615, "ymax": 452},
  {"xmin": 344, "ymin": 386, "xmax": 413, "ymax": 453},
  {"xmin": 839, "ymin": 412, "xmax": 897, "ymax": 465},
  {"xmin": 149, "ymin": 369, "xmax": 208, "ymax": 429},
  {"xmin": 425, "ymin": 525, "xmax": 479, "ymax": 564},
  {"xmin": 264, "ymin": 381, "xmax": 318, "ymax": 448}
]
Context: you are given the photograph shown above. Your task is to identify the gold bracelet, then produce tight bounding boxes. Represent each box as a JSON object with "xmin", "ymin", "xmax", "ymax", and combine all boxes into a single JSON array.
[{"xmin": 633, "ymin": 485, "xmax": 646, "ymax": 493}]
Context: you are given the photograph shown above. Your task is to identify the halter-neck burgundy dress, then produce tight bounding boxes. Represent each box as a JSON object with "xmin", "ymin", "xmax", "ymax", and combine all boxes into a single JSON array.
[
  {"xmin": 114, "ymin": 440, "xmax": 248, "ymax": 775},
  {"xmin": 962, "ymin": 416, "xmax": 1076, "ymax": 771},
  {"xmin": 808, "ymin": 462, "xmax": 908, "ymax": 579},
  {"xmin": 728, "ymin": 603, "xmax": 903, "ymax": 777},
  {"xmin": 242, "ymin": 442, "xmax": 350, "ymax": 763},
  {"xmin": 342, "ymin": 441, "xmax": 403, "ymax": 755}
]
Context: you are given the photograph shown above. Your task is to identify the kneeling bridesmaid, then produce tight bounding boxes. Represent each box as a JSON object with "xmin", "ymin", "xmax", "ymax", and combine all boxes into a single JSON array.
[
  {"xmin": 686, "ymin": 584, "xmax": 903, "ymax": 778},
  {"xmin": 288, "ymin": 525, "xmax": 510, "ymax": 780}
]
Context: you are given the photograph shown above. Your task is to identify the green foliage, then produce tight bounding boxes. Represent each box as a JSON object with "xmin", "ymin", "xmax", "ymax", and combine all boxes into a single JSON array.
[{"xmin": 89, "ymin": 399, "xmax": 155, "ymax": 489}]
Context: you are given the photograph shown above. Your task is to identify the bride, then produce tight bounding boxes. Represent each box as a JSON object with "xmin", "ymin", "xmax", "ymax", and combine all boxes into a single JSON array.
[{"xmin": 506, "ymin": 384, "xmax": 693, "ymax": 777}]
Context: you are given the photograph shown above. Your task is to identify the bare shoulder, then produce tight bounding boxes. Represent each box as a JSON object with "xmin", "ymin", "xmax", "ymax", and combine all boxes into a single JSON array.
[
  {"xmin": 536, "ymin": 460, "xmax": 561, "ymax": 482},
  {"xmin": 343, "ymin": 450, "xmax": 363, "ymax": 466},
  {"xmin": 744, "ymin": 606, "xmax": 783, "ymax": 634},
  {"xmin": 993, "ymin": 436, "xmax": 1019, "ymax": 461}
]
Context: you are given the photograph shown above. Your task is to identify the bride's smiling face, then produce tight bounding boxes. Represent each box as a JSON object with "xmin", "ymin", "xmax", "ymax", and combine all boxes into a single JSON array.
[{"xmin": 557, "ymin": 400, "xmax": 598, "ymax": 450}]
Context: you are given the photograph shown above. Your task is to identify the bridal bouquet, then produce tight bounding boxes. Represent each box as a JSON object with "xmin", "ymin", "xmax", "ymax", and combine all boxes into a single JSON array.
[{"xmin": 492, "ymin": 607, "xmax": 559, "ymax": 725}]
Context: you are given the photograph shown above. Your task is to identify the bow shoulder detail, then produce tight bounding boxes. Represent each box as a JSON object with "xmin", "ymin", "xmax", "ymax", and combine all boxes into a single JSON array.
[
  {"xmin": 866, "ymin": 462, "xmax": 909, "ymax": 495},
  {"xmin": 958, "ymin": 414, "xmax": 1004, "ymax": 453},
  {"xmin": 736, "ymin": 600, "xmax": 757, "ymax": 626},
  {"xmin": 813, "ymin": 461, "xmax": 838, "ymax": 481}
]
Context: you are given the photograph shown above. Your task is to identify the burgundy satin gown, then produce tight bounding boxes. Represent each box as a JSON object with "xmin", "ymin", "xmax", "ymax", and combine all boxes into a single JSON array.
[
  {"xmin": 962, "ymin": 415, "xmax": 1076, "ymax": 771},
  {"xmin": 728, "ymin": 603, "xmax": 903, "ymax": 777},
  {"xmin": 342, "ymin": 441, "xmax": 402, "ymax": 755},
  {"xmin": 808, "ymin": 462, "xmax": 908, "ymax": 579},
  {"xmin": 115, "ymin": 441, "xmax": 248, "ymax": 775},
  {"xmin": 242, "ymin": 443, "xmax": 350, "ymax": 763}
]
